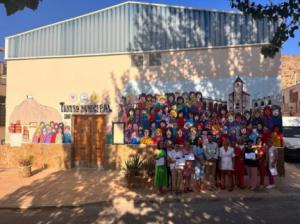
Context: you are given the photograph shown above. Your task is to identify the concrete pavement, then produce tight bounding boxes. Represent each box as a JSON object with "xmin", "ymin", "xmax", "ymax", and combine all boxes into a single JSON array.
[{"xmin": 0, "ymin": 163, "xmax": 300, "ymax": 209}]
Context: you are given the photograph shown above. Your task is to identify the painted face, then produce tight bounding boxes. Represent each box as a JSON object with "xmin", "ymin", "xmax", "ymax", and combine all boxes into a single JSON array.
[
  {"xmin": 178, "ymin": 129, "xmax": 183, "ymax": 137},
  {"xmin": 140, "ymin": 96, "xmax": 146, "ymax": 103},
  {"xmin": 129, "ymin": 110, "xmax": 134, "ymax": 116},
  {"xmin": 273, "ymin": 109, "xmax": 279, "ymax": 117},
  {"xmin": 228, "ymin": 115, "xmax": 234, "ymax": 123},
  {"xmin": 166, "ymin": 129, "xmax": 172, "ymax": 137},
  {"xmin": 160, "ymin": 122, "xmax": 166, "ymax": 128},
  {"xmin": 144, "ymin": 129, "xmax": 149, "ymax": 137},
  {"xmin": 241, "ymin": 128, "xmax": 247, "ymax": 135},
  {"xmin": 245, "ymin": 113, "xmax": 251, "ymax": 121},
  {"xmin": 156, "ymin": 130, "xmax": 162, "ymax": 137},
  {"xmin": 133, "ymin": 123, "xmax": 139, "ymax": 131}
]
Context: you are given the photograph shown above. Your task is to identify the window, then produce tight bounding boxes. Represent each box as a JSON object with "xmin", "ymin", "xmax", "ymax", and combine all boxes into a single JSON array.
[
  {"xmin": 112, "ymin": 122, "xmax": 125, "ymax": 144},
  {"xmin": 149, "ymin": 53, "xmax": 161, "ymax": 66},
  {"xmin": 131, "ymin": 54, "xmax": 144, "ymax": 67}
]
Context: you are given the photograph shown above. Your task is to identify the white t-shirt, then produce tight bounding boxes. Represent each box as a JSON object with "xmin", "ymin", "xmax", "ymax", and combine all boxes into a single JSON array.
[
  {"xmin": 219, "ymin": 146, "xmax": 235, "ymax": 170},
  {"xmin": 168, "ymin": 150, "xmax": 183, "ymax": 170}
]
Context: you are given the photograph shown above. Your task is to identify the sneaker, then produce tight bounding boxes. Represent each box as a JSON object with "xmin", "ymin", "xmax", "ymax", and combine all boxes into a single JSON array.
[{"xmin": 266, "ymin": 185, "xmax": 275, "ymax": 189}]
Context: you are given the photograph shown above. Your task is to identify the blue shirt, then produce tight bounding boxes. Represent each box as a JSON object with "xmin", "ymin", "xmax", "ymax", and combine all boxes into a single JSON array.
[{"xmin": 193, "ymin": 145, "xmax": 205, "ymax": 166}]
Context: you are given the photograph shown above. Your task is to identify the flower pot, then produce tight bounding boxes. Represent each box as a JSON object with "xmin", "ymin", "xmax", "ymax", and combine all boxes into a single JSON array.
[
  {"xmin": 19, "ymin": 165, "xmax": 32, "ymax": 177},
  {"xmin": 125, "ymin": 174, "xmax": 144, "ymax": 188}
]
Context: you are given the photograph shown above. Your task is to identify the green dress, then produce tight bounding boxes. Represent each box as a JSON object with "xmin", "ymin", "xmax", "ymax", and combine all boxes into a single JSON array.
[{"xmin": 154, "ymin": 149, "xmax": 168, "ymax": 188}]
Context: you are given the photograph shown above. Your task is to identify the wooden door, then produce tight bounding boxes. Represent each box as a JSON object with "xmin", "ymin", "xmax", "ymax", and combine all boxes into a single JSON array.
[{"xmin": 72, "ymin": 115, "xmax": 106, "ymax": 168}]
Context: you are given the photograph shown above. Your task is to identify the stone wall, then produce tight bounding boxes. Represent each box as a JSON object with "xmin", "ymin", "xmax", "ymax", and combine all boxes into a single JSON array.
[
  {"xmin": 281, "ymin": 55, "xmax": 300, "ymax": 89},
  {"xmin": 0, "ymin": 144, "xmax": 72, "ymax": 169},
  {"xmin": 103, "ymin": 144, "xmax": 155, "ymax": 170}
]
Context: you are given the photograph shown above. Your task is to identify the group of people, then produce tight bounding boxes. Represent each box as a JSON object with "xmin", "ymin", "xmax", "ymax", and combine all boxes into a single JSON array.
[
  {"xmin": 154, "ymin": 134, "xmax": 280, "ymax": 194},
  {"xmin": 118, "ymin": 91, "xmax": 283, "ymax": 193},
  {"xmin": 32, "ymin": 121, "xmax": 72, "ymax": 144}
]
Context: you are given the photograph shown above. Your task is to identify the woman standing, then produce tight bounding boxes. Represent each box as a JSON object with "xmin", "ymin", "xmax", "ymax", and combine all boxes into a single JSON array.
[
  {"xmin": 193, "ymin": 137, "xmax": 206, "ymax": 192},
  {"xmin": 154, "ymin": 141, "xmax": 168, "ymax": 194},
  {"xmin": 244, "ymin": 139, "xmax": 259, "ymax": 190},
  {"xmin": 219, "ymin": 138, "xmax": 235, "ymax": 191}
]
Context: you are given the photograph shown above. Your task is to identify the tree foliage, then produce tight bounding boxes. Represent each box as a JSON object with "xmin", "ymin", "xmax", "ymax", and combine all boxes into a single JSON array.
[
  {"xmin": 0, "ymin": 0, "xmax": 42, "ymax": 15},
  {"xmin": 230, "ymin": 0, "xmax": 300, "ymax": 58}
]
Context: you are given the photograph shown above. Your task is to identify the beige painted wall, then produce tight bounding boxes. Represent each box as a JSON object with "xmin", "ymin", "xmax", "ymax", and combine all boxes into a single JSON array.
[{"xmin": 6, "ymin": 45, "xmax": 280, "ymax": 142}]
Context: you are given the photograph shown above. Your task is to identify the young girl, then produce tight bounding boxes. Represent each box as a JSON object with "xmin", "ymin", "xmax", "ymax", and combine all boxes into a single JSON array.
[
  {"xmin": 193, "ymin": 137, "xmax": 206, "ymax": 192},
  {"xmin": 183, "ymin": 142, "xmax": 195, "ymax": 192},
  {"xmin": 266, "ymin": 139, "xmax": 278, "ymax": 189},
  {"xmin": 256, "ymin": 138, "xmax": 266, "ymax": 189},
  {"xmin": 154, "ymin": 141, "xmax": 168, "ymax": 194},
  {"xmin": 219, "ymin": 138, "xmax": 235, "ymax": 191},
  {"xmin": 244, "ymin": 139, "xmax": 259, "ymax": 190}
]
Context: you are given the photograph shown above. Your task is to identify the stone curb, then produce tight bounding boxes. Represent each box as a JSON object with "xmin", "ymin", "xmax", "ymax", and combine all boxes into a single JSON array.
[{"xmin": 1, "ymin": 193, "xmax": 300, "ymax": 210}]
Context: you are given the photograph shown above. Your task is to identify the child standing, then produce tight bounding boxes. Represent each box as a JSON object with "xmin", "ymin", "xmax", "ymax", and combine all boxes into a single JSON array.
[
  {"xmin": 154, "ymin": 141, "xmax": 168, "ymax": 194},
  {"xmin": 183, "ymin": 142, "xmax": 195, "ymax": 192},
  {"xmin": 193, "ymin": 137, "xmax": 206, "ymax": 192},
  {"xmin": 256, "ymin": 138, "xmax": 267, "ymax": 189},
  {"xmin": 171, "ymin": 144, "xmax": 185, "ymax": 194},
  {"xmin": 244, "ymin": 139, "xmax": 259, "ymax": 190},
  {"xmin": 266, "ymin": 139, "xmax": 278, "ymax": 189}
]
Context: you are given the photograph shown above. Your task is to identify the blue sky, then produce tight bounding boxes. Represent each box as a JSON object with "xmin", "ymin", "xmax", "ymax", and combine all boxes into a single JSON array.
[{"xmin": 0, "ymin": 0, "xmax": 299, "ymax": 59}]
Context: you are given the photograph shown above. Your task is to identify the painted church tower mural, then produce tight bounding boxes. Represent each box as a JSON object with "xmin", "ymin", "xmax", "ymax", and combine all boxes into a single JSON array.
[{"xmin": 228, "ymin": 77, "xmax": 251, "ymax": 114}]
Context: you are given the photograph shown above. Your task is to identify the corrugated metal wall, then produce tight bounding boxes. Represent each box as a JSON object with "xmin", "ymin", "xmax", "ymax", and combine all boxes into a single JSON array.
[{"xmin": 6, "ymin": 2, "xmax": 277, "ymax": 59}]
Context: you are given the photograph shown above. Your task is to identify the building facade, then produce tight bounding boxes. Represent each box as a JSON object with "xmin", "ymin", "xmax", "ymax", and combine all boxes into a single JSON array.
[
  {"xmin": 5, "ymin": 1, "xmax": 281, "ymax": 167},
  {"xmin": 0, "ymin": 52, "xmax": 6, "ymax": 144},
  {"xmin": 281, "ymin": 55, "xmax": 300, "ymax": 89},
  {"xmin": 282, "ymin": 83, "xmax": 300, "ymax": 116}
]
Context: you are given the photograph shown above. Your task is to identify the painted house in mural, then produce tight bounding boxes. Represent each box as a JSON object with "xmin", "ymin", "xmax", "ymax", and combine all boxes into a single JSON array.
[
  {"xmin": 228, "ymin": 77, "xmax": 251, "ymax": 114},
  {"xmin": 4, "ymin": 1, "xmax": 282, "ymax": 165}
]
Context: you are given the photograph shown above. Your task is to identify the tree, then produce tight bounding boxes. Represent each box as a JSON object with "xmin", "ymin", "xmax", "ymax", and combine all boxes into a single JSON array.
[
  {"xmin": 230, "ymin": 0, "xmax": 300, "ymax": 58},
  {"xmin": 0, "ymin": 0, "xmax": 42, "ymax": 16}
]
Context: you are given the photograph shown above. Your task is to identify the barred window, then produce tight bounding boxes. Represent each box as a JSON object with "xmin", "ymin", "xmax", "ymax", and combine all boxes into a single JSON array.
[
  {"xmin": 131, "ymin": 54, "xmax": 144, "ymax": 67},
  {"xmin": 149, "ymin": 53, "xmax": 161, "ymax": 66}
]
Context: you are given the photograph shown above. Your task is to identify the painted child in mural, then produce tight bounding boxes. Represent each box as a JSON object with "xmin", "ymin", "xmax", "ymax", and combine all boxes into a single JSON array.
[
  {"xmin": 263, "ymin": 106, "xmax": 273, "ymax": 131},
  {"xmin": 44, "ymin": 125, "xmax": 52, "ymax": 143},
  {"xmin": 140, "ymin": 129, "xmax": 153, "ymax": 145},
  {"xmin": 271, "ymin": 105, "xmax": 283, "ymax": 132},
  {"xmin": 164, "ymin": 128, "xmax": 174, "ymax": 143},
  {"xmin": 63, "ymin": 126, "xmax": 72, "ymax": 143},
  {"xmin": 251, "ymin": 109, "xmax": 262, "ymax": 126},
  {"xmin": 166, "ymin": 93, "xmax": 176, "ymax": 109}
]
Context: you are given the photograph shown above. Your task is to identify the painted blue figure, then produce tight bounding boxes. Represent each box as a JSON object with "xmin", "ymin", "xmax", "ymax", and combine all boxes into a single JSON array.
[
  {"xmin": 62, "ymin": 126, "xmax": 72, "ymax": 143},
  {"xmin": 272, "ymin": 105, "xmax": 283, "ymax": 132},
  {"xmin": 140, "ymin": 109, "xmax": 149, "ymax": 129}
]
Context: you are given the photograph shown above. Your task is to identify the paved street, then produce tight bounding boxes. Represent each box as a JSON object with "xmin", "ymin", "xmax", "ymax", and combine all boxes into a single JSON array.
[
  {"xmin": 1, "ymin": 197, "xmax": 300, "ymax": 224},
  {"xmin": 0, "ymin": 163, "xmax": 299, "ymax": 223}
]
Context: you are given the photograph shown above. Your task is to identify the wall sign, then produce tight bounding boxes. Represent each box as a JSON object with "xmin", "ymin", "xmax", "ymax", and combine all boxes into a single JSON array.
[{"xmin": 60, "ymin": 102, "xmax": 112, "ymax": 119}]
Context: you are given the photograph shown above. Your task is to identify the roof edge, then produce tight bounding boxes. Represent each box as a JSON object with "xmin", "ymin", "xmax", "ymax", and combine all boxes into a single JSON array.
[{"xmin": 6, "ymin": 1, "xmax": 243, "ymax": 39}]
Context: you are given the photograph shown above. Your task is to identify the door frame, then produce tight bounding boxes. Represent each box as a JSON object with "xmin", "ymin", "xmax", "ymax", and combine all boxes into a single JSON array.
[{"xmin": 71, "ymin": 114, "xmax": 107, "ymax": 168}]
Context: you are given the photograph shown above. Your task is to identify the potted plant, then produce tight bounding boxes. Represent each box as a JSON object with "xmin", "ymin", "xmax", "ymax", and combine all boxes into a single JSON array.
[
  {"xmin": 18, "ymin": 156, "xmax": 34, "ymax": 177},
  {"xmin": 122, "ymin": 154, "xmax": 145, "ymax": 188}
]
